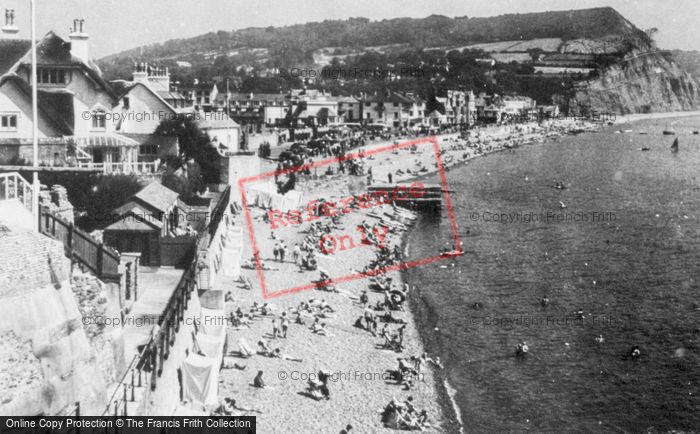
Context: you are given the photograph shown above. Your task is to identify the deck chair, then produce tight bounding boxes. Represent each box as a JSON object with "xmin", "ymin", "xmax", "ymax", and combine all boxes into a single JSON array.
[{"xmin": 237, "ymin": 338, "xmax": 253, "ymax": 358}]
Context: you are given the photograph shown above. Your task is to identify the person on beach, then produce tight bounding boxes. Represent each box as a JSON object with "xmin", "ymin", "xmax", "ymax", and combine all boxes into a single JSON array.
[
  {"xmin": 280, "ymin": 241, "xmax": 287, "ymax": 262},
  {"xmin": 271, "ymin": 348, "xmax": 303, "ymax": 362},
  {"xmin": 216, "ymin": 398, "xmax": 262, "ymax": 415},
  {"xmin": 253, "ymin": 370, "xmax": 266, "ymax": 388},
  {"xmin": 273, "ymin": 242, "xmax": 280, "ymax": 261},
  {"xmin": 310, "ymin": 318, "xmax": 329, "ymax": 336},
  {"xmin": 281, "ymin": 312, "xmax": 289, "ymax": 338},
  {"xmin": 257, "ymin": 339, "xmax": 272, "ymax": 354},
  {"xmin": 359, "ymin": 289, "xmax": 369, "ymax": 306},
  {"xmin": 293, "ymin": 243, "xmax": 301, "ymax": 265},
  {"xmin": 340, "ymin": 424, "xmax": 353, "ymax": 434},
  {"xmin": 271, "ymin": 319, "xmax": 280, "ymax": 338}
]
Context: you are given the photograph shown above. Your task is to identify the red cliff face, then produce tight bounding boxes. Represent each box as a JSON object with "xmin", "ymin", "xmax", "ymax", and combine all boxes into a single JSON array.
[{"xmin": 568, "ymin": 50, "xmax": 700, "ymax": 114}]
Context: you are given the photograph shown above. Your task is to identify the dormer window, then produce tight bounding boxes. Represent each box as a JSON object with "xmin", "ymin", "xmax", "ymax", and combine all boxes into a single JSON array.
[
  {"xmin": 92, "ymin": 110, "xmax": 106, "ymax": 129},
  {"xmin": 38, "ymin": 68, "xmax": 66, "ymax": 84}
]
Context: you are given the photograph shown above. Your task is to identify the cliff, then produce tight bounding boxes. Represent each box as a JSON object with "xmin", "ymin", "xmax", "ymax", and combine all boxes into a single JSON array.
[{"xmin": 567, "ymin": 50, "xmax": 700, "ymax": 114}]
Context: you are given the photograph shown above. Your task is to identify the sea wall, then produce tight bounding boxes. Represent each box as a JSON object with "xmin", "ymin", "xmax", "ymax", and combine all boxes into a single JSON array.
[{"xmin": 0, "ymin": 239, "xmax": 109, "ymax": 415}]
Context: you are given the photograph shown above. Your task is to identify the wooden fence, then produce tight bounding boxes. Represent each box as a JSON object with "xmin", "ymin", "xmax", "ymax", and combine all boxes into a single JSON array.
[{"xmin": 39, "ymin": 207, "xmax": 121, "ymax": 282}]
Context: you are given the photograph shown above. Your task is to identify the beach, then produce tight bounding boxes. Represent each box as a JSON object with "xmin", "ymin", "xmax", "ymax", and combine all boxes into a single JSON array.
[{"xmin": 216, "ymin": 118, "xmax": 601, "ymax": 433}]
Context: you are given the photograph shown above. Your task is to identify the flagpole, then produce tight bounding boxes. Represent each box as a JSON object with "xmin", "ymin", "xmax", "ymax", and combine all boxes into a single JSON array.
[
  {"xmin": 30, "ymin": 0, "xmax": 39, "ymax": 232},
  {"xmin": 225, "ymin": 78, "xmax": 230, "ymax": 150}
]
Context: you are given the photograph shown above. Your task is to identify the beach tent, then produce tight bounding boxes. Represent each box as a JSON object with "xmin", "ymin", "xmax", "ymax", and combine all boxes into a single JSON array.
[
  {"xmin": 248, "ymin": 183, "xmax": 274, "ymax": 208},
  {"xmin": 199, "ymin": 307, "xmax": 226, "ymax": 337},
  {"xmin": 181, "ymin": 353, "xmax": 220, "ymax": 408},
  {"xmin": 195, "ymin": 332, "xmax": 225, "ymax": 359},
  {"xmin": 245, "ymin": 182, "xmax": 303, "ymax": 212}
]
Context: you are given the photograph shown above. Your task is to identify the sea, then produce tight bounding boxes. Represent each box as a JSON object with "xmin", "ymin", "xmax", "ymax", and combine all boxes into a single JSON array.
[{"xmin": 405, "ymin": 116, "xmax": 700, "ymax": 432}]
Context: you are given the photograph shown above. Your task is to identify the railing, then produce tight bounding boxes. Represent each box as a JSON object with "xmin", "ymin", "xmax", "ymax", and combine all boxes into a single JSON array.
[
  {"xmin": 208, "ymin": 186, "xmax": 231, "ymax": 242},
  {"xmin": 0, "ymin": 171, "xmax": 33, "ymax": 212},
  {"xmin": 102, "ymin": 185, "xmax": 231, "ymax": 414},
  {"xmin": 76, "ymin": 161, "xmax": 159, "ymax": 175},
  {"xmin": 102, "ymin": 349, "xmax": 149, "ymax": 416},
  {"xmin": 39, "ymin": 208, "xmax": 121, "ymax": 282}
]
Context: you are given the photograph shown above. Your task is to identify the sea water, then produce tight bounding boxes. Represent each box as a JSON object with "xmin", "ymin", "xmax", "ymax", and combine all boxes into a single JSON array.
[{"xmin": 406, "ymin": 117, "xmax": 700, "ymax": 432}]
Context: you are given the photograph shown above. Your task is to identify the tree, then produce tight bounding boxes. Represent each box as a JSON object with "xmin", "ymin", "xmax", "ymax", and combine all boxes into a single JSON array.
[{"xmin": 154, "ymin": 117, "xmax": 222, "ymax": 185}]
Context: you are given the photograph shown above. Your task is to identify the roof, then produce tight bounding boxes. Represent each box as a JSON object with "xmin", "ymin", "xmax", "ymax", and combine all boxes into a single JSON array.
[
  {"xmin": 229, "ymin": 92, "xmax": 288, "ymax": 103},
  {"xmin": 133, "ymin": 182, "xmax": 179, "ymax": 213},
  {"xmin": 72, "ymin": 133, "xmax": 140, "ymax": 148},
  {"xmin": 0, "ymin": 75, "xmax": 74, "ymax": 135},
  {"xmin": 157, "ymin": 90, "xmax": 186, "ymax": 101},
  {"xmin": 121, "ymin": 133, "xmax": 178, "ymax": 148},
  {"xmin": 103, "ymin": 208, "xmax": 162, "ymax": 232},
  {"xmin": 197, "ymin": 113, "xmax": 240, "ymax": 130},
  {"xmin": 0, "ymin": 39, "xmax": 32, "ymax": 76},
  {"xmin": 15, "ymin": 32, "xmax": 117, "ymax": 102},
  {"xmin": 182, "ymin": 82, "xmax": 217, "ymax": 92},
  {"xmin": 361, "ymin": 92, "xmax": 417, "ymax": 105}
]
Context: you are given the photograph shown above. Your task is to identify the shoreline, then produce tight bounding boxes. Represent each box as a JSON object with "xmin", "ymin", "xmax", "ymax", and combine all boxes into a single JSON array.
[
  {"xmin": 396, "ymin": 114, "xmax": 700, "ymax": 431},
  {"xmin": 613, "ymin": 110, "xmax": 700, "ymax": 124}
]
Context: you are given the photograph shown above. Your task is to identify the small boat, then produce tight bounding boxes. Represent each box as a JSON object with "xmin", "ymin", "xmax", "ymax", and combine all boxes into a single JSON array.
[
  {"xmin": 663, "ymin": 130, "xmax": 675, "ymax": 135},
  {"xmin": 440, "ymin": 250, "xmax": 464, "ymax": 257},
  {"xmin": 693, "ymin": 131, "xmax": 699, "ymax": 135},
  {"xmin": 640, "ymin": 146, "xmax": 651, "ymax": 151},
  {"xmin": 671, "ymin": 138, "xmax": 679, "ymax": 153},
  {"xmin": 559, "ymin": 201, "xmax": 567, "ymax": 209}
]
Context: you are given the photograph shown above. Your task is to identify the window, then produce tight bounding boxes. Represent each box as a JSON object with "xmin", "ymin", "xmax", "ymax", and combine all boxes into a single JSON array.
[
  {"xmin": 92, "ymin": 110, "xmax": 106, "ymax": 129},
  {"xmin": 393, "ymin": 102, "xmax": 399, "ymax": 107},
  {"xmin": 139, "ymin": 144, "xmax": 158, "ymax": 155},
  {"xmin": 1, "ymin": 114, "xmax": 18, "ymax": 129},
  {"xmin": 365, "ymin": 102, "xmax": 370, "ymax": 107},
  {"xmin": 394, "ymin": 112, "xmax": 399, "ymax": 119},
  {"xmin": 37, "ymin": 68, "xmax": 66, "ymax": 84},
  {"xmin": 123, "ymin": 97, "xmax": 130, "ymax": 110}
]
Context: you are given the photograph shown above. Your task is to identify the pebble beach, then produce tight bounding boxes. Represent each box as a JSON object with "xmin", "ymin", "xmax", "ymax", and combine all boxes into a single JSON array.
[{"xmin": 216, "ymin": 119, "xmax": 598, "ymax": 433}]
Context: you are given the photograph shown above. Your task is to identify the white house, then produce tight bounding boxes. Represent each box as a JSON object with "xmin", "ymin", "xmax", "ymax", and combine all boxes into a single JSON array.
[{"xmin": 0, "ymin": 18, "xmax": 148, "ymax": 173}]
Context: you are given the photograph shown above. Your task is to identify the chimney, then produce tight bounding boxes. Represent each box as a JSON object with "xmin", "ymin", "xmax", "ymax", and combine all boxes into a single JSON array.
[
  {"xmin": 133, "ymin": 62, "xmax": 148, "ymax": 84},
  {"xmin": 146, "ymin": 64, "xmax": 170, "ymax": 92},
  {"xmin": 69, "ymin": 18, "xmax": 89, "ymax": 64},
  {"xmin": 2, "ymin": 9, "xmax": 19, "ymax": 37}
]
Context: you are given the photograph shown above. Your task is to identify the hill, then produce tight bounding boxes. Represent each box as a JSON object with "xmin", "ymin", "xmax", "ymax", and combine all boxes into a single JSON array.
[
  {"xmin": 99, "ymin": 7, "xmax": 651, "ymax": 80},
  {"xmin": 96, "ymin": 7, "xmax": 700, "ymax": 115}
]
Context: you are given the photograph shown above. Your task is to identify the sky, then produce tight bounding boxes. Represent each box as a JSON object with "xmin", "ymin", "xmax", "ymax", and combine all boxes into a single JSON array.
[{"xmin": 2, "ymin": 0, "xmax": 698, "ymax": 58}]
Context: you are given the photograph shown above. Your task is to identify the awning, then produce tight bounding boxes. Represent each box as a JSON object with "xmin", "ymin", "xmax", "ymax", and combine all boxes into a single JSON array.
[{"xmin": 71, "ymin": 133, "xmax": 140, "ymax": 148}]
